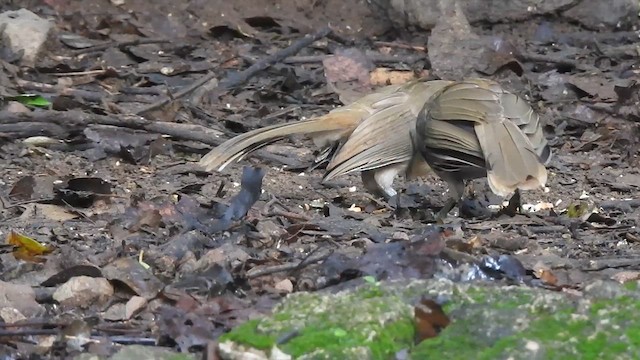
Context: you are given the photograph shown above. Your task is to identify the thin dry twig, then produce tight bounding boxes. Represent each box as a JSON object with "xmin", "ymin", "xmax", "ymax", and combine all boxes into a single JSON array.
[
  {"xmin": 136, "ymin": 26, "xmax": 333, "ymax": 115},
  {"xmin": 16, "ymin": 79, "xmax": 153, "ymax": 105},
  {"xmin": 0, "ymin": 110, "xmax": 303, "ymax": 168},
  {"xmin": 135, "ymin": 71, "xmax": 217, "ymax": 115},
  {"xmin": 268, "ymin": 209, "xmax": 311, "ymax": 222},
  {"xmin": 246, "ymin": 247, "xmax": 333, "ymax": 279},
  {"xmin": 283, "ymin": 53, "xmax": 425, "ymax": 64},
  {"xmin": 518, "ymin": 52, "xmax": 597, "ymax": 72},
  {"xmin": 374, "ymin": 41, "xmax": 426, "ymax": 52},
  {"xmin": 70, "ymin": 38, "xmax": 171, "ymax": 56}
]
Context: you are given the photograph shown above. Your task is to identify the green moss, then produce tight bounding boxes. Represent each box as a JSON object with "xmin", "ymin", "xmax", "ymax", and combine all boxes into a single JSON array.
[
  {"xmin": 411, "ymin": 326, "xmax": 486, "ymax": 359},
  {"xmin": 166, "ymin": 356, "xmax": 196, "ymax": 360},
  {"xmin": 219, "ymin": 283, "xmax": 417, "ymax": 358},
  {"xmin": 626, "ymin": 326, "xmax": 640, "ymax": 347},
  {"xmin": 273, "ymin": 313, "xmax": 293, "ymax": 322},
  {"xmin": 623, "ymin": 281, "xmax": 639, "ymax": 291},
  {"xmin": 219, "ymin": 319, "xmax": 277, "ymax": 349},
  {"xmin": 369, "ymin": 320, "xmax": 415, "ymax": 358},
  {"xmin": 575, "ymin": 332, "xmax": 608, "ymax": 358},
  {"xmin": 277, "ymin": 319, "xmax": 413, "ymax": 359},
  {"xmin": 220, "ymin": 279, "xmax": 640, "ymax": 359},
  {"xmin": 415, "ymin": 292, "xmax": 640, "ymax": 360}
]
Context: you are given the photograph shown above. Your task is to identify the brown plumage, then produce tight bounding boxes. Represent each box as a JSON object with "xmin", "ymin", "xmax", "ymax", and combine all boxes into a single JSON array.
[
  {"xmin": 413, "ymin": 78, "xmax": 552, "ymax": 219},
  {"xmin": 199, "ymin": 79, "xmax": 453, "ymax": 198}
]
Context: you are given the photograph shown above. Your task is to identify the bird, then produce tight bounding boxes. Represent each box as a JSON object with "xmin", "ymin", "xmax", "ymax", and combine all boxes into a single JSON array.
[
  {"xmin": 199, "ymin": 78, "xmax": 453, "ymax": 198},
  {"xmin": 412, "ymin": 78, "xmax": 552, "ymax": 220}
]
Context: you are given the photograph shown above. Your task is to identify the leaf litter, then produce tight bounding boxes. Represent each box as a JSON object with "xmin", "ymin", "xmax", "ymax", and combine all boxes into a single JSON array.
[{"xmin": 0, "ymin": 0, "xmax": 639, "ymax": 358}]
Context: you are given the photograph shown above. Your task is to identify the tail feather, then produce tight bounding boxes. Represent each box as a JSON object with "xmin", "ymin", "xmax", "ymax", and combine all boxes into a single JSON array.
[
  {"xmin": 323, "ymin": 80, "xmax": 453, "ymax": 181},
  {"xmin": 475, "ymin": 120, "xmax": 548, "ymax": 197},
  {"xmin": 500, "ymin": 91, "xmax": 552, "ymax": 164},
  {"xmin": 198, "ymin": 114, "xmax": 357, "ymax": 172}
]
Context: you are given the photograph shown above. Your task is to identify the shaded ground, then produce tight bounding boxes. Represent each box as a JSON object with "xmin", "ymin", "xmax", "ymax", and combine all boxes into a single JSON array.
[{"xmin": 0, "ymin": 0, "xmax": 639, "ymax": 358}]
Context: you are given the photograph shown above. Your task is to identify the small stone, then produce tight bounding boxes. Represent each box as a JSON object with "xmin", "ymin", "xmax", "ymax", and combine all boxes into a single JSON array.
[
  {"xmin": 611, "ymin": 271, "xmax": 640, "ymax": 284},
  {"xmin": 392, "ymin": 231, "xmax": 409, "ymax": 241},
  {"xmin": 256, "ymin": 220, "xmax": 287, "ymax": 240},
  {"xmin": 103, "ymin": 303, "xmax": 127, "ymax": 321},
  {"xmin": 274, "ymin": 279, "xmax": 294, "ymax": 294},
  {"xmin": 0, "ymin": 280, "xmax": 44, "ymax": 317},
  {"xmin": 6, "ymin": 101, "xmax": 30, "ymax": 113},
  {"xmin": 0, "ymin": 307, "xmax": 26, "ymax": 323},
  {"xmin": 125, "ymin": 296, "xmax": 147, "ymax": 319},
  {"xmin": 102, "ymin": 296, "xmax": 146, "ymax": 321},
  {"xmin": 53, "ymin": 276, "xmax": 114, "ymax": 308},
  {"xmin": 525, "ymin": 340, "xmax": 540, "ymax": 352},
  {"xmin": 0, "ymin": 9, "xmax": 54, "ymax": 66}
]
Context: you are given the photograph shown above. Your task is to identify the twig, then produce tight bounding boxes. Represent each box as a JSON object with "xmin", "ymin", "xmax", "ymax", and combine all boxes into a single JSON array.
[
  {"xmin": 136, "ymin": 26, "xmax": 333, "ymax": 115},
  {"xmin": 135, "ymin": 71, "xmax": 217, "ymax": 115},
  {"xmin": 0, "ymin": 329, "xmax": 156, "ymax": 346},
  {"xmin": 246, "ymin": 247, "xmax": 333, "ymax": 279},
  {"xmin": 17, "ymin": 78, "xmax": 97, "ymax": 99},
  {"xmin": 602, "ymin": 44, "xmax": 640, "ymax": 58},
  {"xmin": 218, "ymin": 26, "xmax": 332, "ymax": 90},
  {"xmin": 60, "ymin": 198, "xmax": 95, "ymax": 225},
  {"xmin": 599, "ymin": 199, "xmax": 640, "ymax": 211},
  {"xmin": 524, "ymin": 225, "xmax": 568, "ymax": 234},
  {"xmin": 268, "ymin": 209, "xmax": 311, "ymax": 222},
  {"xmin": 374, "ymin": 41, "xmax": 426, "ymax": 52},
  {"xmin": 361, "ymin": 193, "xmax": 394, "ymax": 211},
  {"xmin": 51, "ymin": 69, "xmax": 111, "ymax": 77},
  {"xmin": 551, "ymin": 31, "xmax": 640, "ymax": 48},
  {"xmin": 108, "ymin": 336, "xmax": 158, "ymax": 346},
  {"xmin": 0, "ymin": 110, "xmax": 303, "ymax": 168},
  {"xmin": 71, "ymin": 38, "xmax": 171, "ymax": 56},
  {"xmin": 0, "ymin": 329, "xmax": 57, "ymax": 336},
  {"xmin": 16, "ymin": 79, "xmax": 153, "ymax": 104},
  {"xmin": 261, "ymin": 105, "xmax": 301, "ymax": 122},
  {"xmin": 518, "ymin": 52, "xmax": 597, "ymax": 72},
  {"xmin": 283, "ymin": 53, "xmax": 425, "ymax": 64}
]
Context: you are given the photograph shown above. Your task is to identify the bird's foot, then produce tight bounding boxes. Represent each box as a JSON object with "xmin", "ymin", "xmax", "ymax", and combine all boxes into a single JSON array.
[
  {"xmin": 435, "ymin": 197, "xmax": 458, "ymax": 223},
  {"xmin": 496, "ymin": 189, "xmax": 522, "ymax": 217}
]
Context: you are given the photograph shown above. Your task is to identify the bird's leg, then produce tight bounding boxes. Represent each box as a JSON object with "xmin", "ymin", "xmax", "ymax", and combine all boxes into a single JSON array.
[
  {"xmin": 435, "ymin": 197, "xmax": 458, "ymax": 223},
  {"xmin": 361, "ymin": 166, "xmax": 403, "ymax": 200},
  {"xmin": 361, "ymin": 170, "xmax": 389, "ymax": 199},
  {"xmin": 513, "ymin": 188, "xmax": 523, "ymax": 213},
  {"xmin": 435, "ymin": 178, "xmax": 465, "ymax": 223},
  {"xmin": 497, "ymin": 188, "xmax": 522, "ymax": 217}
]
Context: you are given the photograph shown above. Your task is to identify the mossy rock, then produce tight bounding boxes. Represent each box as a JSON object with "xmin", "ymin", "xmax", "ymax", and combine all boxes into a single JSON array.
[{"xmin": 218, "ymin": 278, "xmax": 640, "ymax": 359}]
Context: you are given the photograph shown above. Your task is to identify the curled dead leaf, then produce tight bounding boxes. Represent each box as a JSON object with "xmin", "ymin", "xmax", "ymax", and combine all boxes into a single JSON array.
[{"xmin": 6, "ymin": 231, "xmax": 54, "ymax": 262}]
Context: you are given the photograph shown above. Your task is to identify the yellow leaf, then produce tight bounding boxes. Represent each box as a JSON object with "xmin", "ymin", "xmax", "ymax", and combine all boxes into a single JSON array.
[
  {"xmin": 6, "ymin": 231, "xmax": 54, "ymax": 262},
  {"xmin": 566, "ymin": 202, "xmax": 588, "ymax": 218}
]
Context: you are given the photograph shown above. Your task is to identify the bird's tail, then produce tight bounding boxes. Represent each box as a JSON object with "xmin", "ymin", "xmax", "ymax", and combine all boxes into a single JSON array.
[
  {"xmin": 475, "ymin": 120, "xmax": 548, "ymax": 197},
  {"xmin": 198, "ymin": 113, "xmax": 360, "ymax": 172}
]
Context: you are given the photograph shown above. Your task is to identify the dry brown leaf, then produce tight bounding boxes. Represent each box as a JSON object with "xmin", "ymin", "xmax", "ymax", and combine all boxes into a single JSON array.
[{"xmin": 369, "ymin": 68, "xmax": 428, "ymax": 86}]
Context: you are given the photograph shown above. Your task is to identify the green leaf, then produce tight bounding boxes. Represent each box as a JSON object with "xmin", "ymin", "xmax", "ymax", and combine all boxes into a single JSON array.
[
  {"xmin": 567, "ymin": 202, "xmax": 588, "ymax": 218},
  {"xmin": 332, "ymin": 328, "xmax": 347, "ymax": 337},
  {"xmin": 363, "ymin": 275, "xmax": 377, "ymax": 284},
  {"xmin": 10, "ymin": 94, "xmax": 51, "ymax": 107}
]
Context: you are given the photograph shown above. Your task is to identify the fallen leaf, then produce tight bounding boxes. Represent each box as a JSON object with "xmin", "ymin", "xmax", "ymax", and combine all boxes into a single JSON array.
[
  {"xmin": 414, "ymin": 297, "xmax": 450, "ymax": 343},
  {"xmin": 6, "ymin": 231, "xmax": 54, "ymax": 262},
  {"xmin": 535, "ymin": 269, "xmax": 559, "ymax": 286},
  {"xmin": 369, "ymin": 68, "xmax": 427, "ymax": 86}
]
